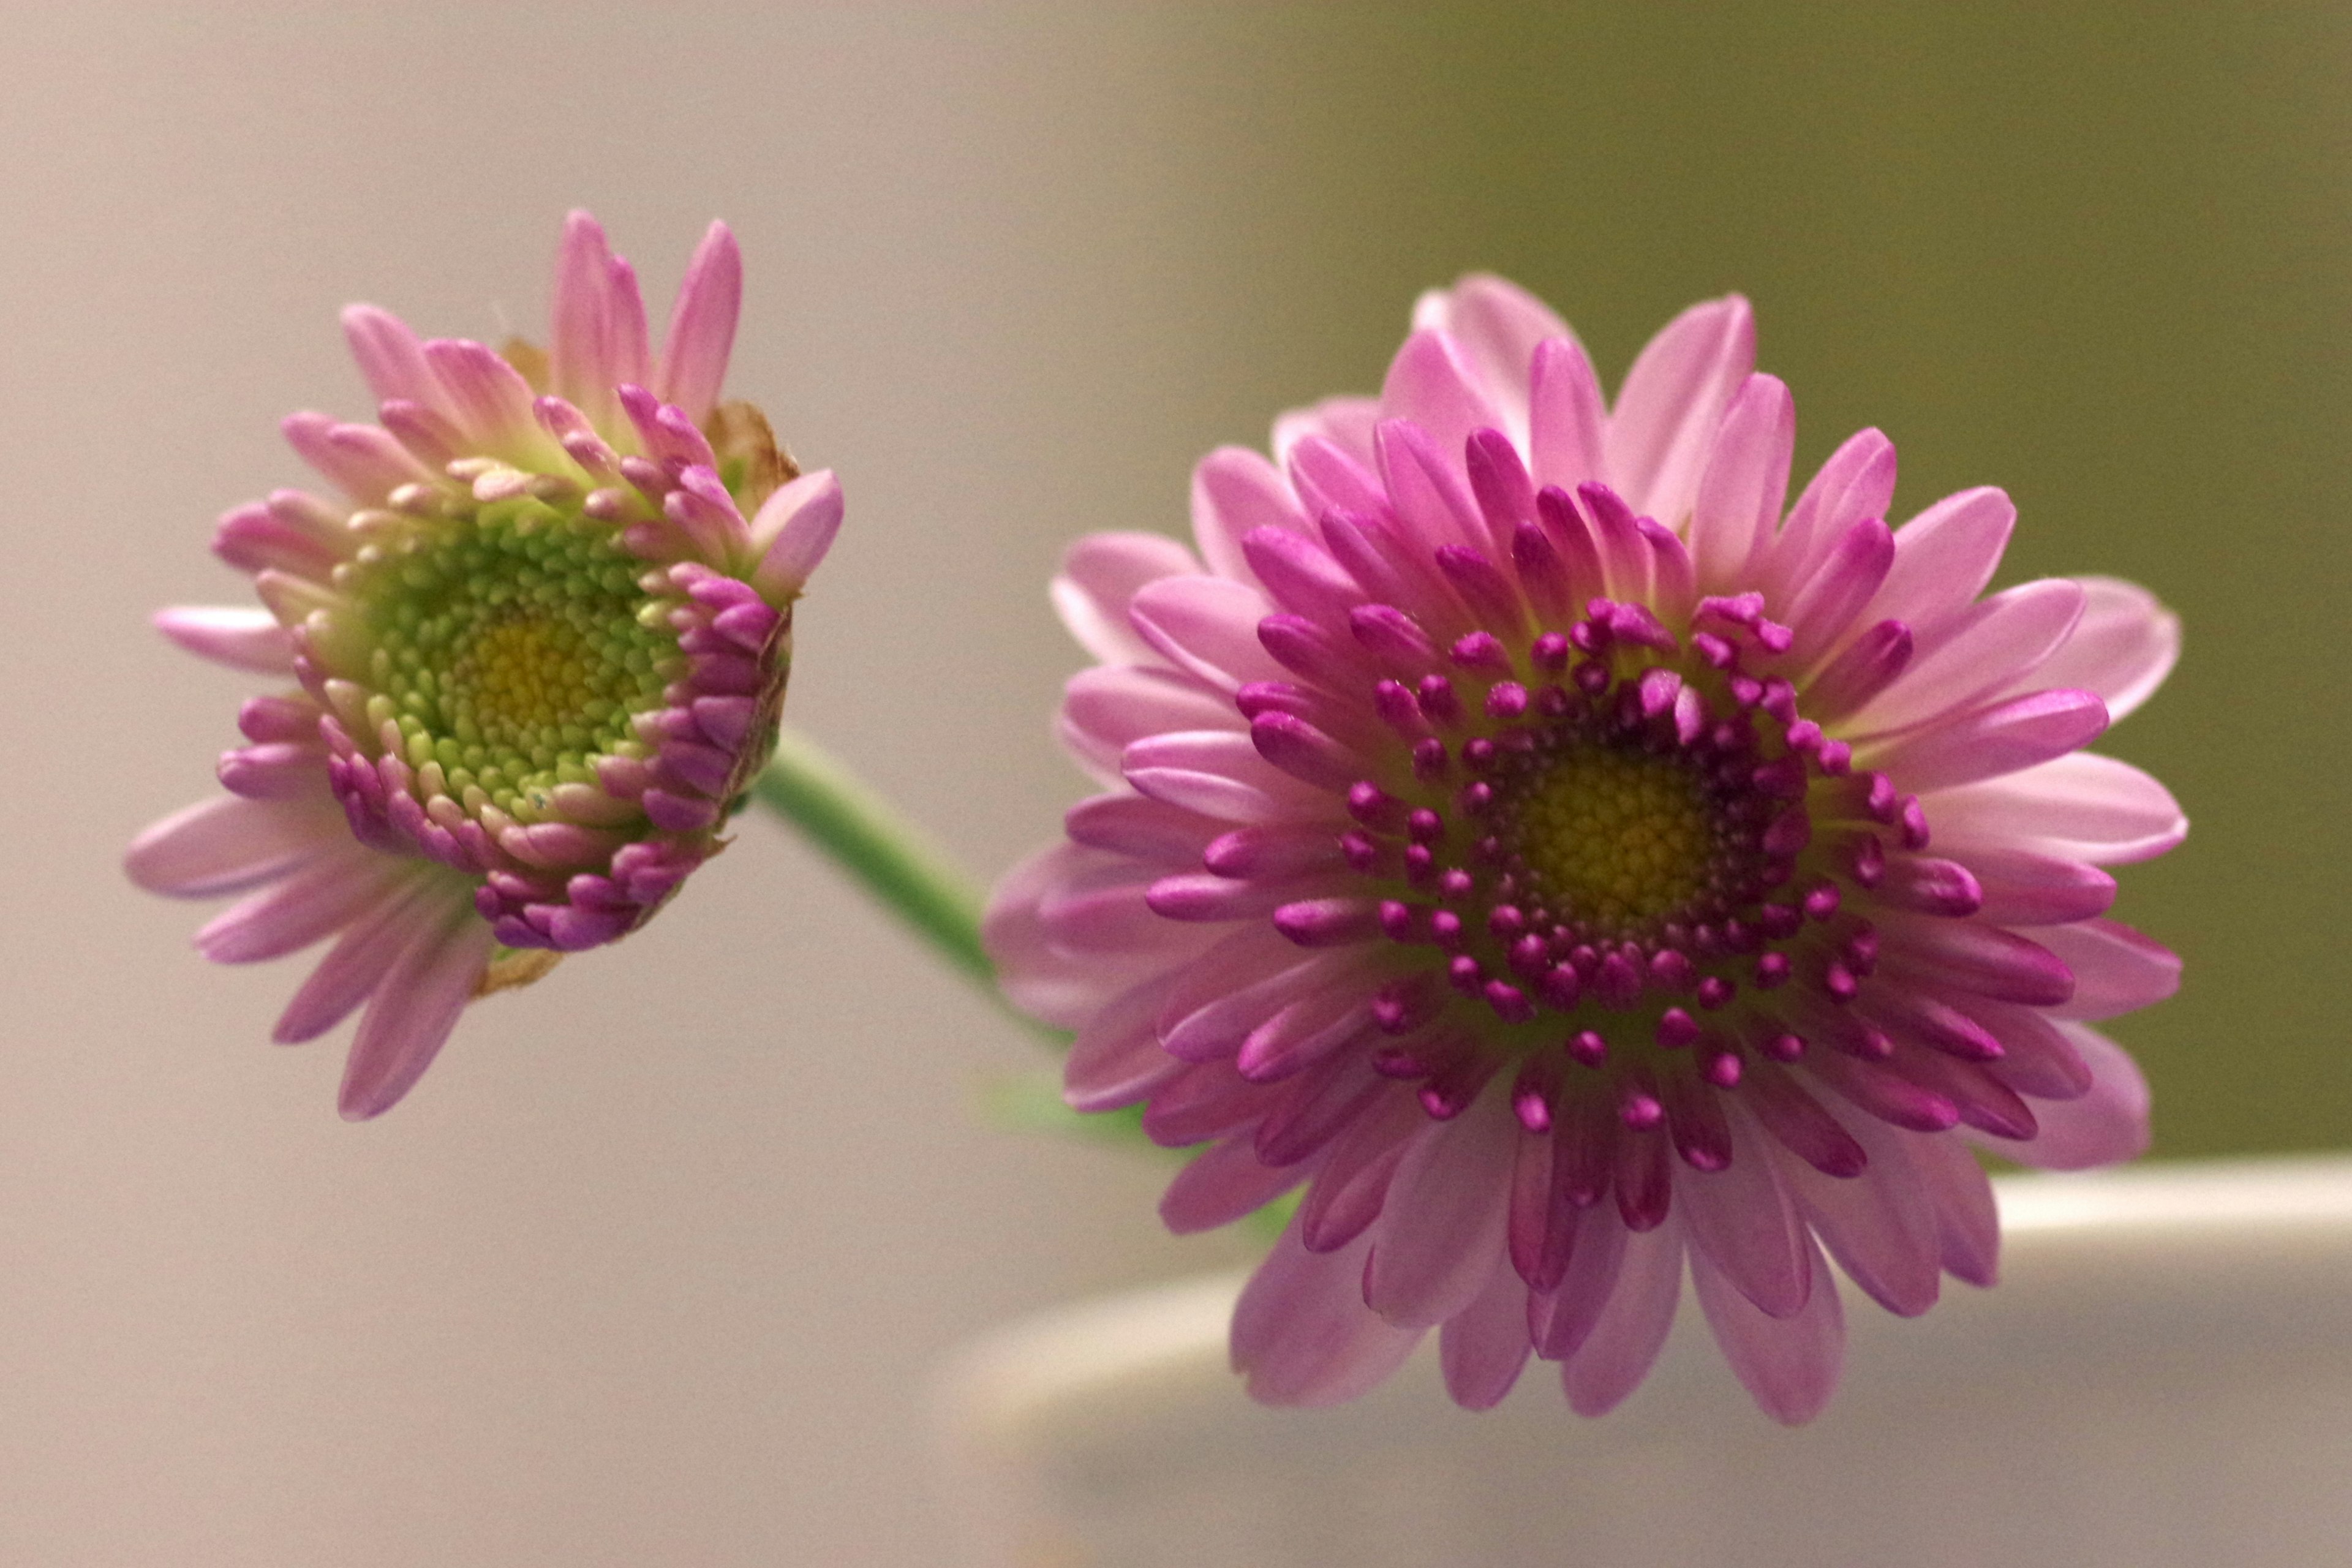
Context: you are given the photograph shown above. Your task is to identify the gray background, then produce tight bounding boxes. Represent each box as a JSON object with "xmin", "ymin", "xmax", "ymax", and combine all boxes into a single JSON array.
[{"xmin": 0, "ymin": 4, "xmax": 2342, "ymax": 1564}]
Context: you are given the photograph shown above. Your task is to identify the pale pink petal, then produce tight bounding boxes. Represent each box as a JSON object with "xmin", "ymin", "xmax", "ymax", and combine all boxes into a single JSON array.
[
  {"xmin": 1777, "ymin": 1108, "xmax": 1942, "ymax": 1317},
  {"xmin": 1847, "ymin": 578, "xmax": 2087, "ymax": 736},
  {"xmin": 1373, "ymin": 419, "xmax": 1485, "ymax": 556},
  {"xmin": 1560, "ymin": 1216, "xmax": 1684, "ymax": 1417},
  {"xmin": 1601, "ymin": 295, "xmax": 1754, "ymax": 525},
  {"xmin": 2029, "ymin": 575, "xmax": 2180, "ymax": 723},
  {"xmin": 1126, "ymin": 575, "xmax": 1286, "ymax": 692},
  {"xmin": 1866, "ymin": 486, "xmax": 2016, "ymax": 646},
  {"xmin": 272, "ymin": 870, "xmax": 462, "ymax": 1042},
  {"xmin": 1439, "ymin": 1253, "xmax": 1535, "ymax": 1410},
  {"xmin": 1233, "ymin": 1219, "xmax": 1424, "ymax": 1407},
  {"xmin": 125, "ymin": 795, "xmax": 344, "ymax": 899},
  {"xmin": 154, "ymin": 606, "xmax": 295, "ymax": 674},
  {"xmin": 1060, "ymin": 666, "xmax": 1240, "ymax": 781},
  {"xmin": 1065, "ymin": 971, "xmax": 1186, "ymax": 1111},
  {"xmin": 1412, "ymin": 274, "xmax": 1570, "ymax": 443},
  {"xmin": 1363, "ymin": 1088, "xmax": 1517, "ymax": 1328},
  {"xmin": 1527, "ymin": 336, "xmax": 1607, "ymax": 492},
  {"xmin": 340, "ymin": 304, "xmax": 447, "ymax": 417},
  {"xmin": 1272, "ymin": 397, "xmax": 1381, "ymax": 472},
  {"xmin": 1782, "ymin": 517, "xmax": 1895, "ymax": 666},
  {"xmin": 2026, "ymin": 918, "xmax": 2182, "ymax": 1020},
  {"xmin": 1994, "ymin": 1023, "xmax": 2149, "ymax": 1169},
  {"xmin": 1691, "ymin": 1235, "xmax": 1844, "ymax": 1425},
  {"xmin": 1161, "ymin": 1134, "xmax": 1310, "ymax": 1234},
  {"xmin": 1379, "ymin": 329, "xmax": 1506, "ymax": 475},
  {"xmin": 548, "ymin": 210, "xmax": 622, "ymax": 417},
  {"xmin": 1674, "ymin": 1102, "xmax": 1812, "ymax": 1318},
  {"xmin": 1764, "ymin": 427, "xmax": 1896, "ymax": 604},
  {"xmin": 1529, "ymin": 1199, "xmax": 1629, "ymax": 1360},
  {"xmin": 1908, "ymin": 1131, "xmax": 2000, "ymax": 1286},
  {"xmin": 1190, "ymin": 447, "xmax": 1310, "ymax": 584},
  {"xmin": 422, "ymin": 339, "xmax": 554, "ymax": 462},
  {"xmin": 1862, "ymin": 688, "xmax": 2108, "ymax": 793},
  {"xmin": 337, "ymin": 900, "xmax": 494, "ymax": 1119},
  {"xmin": 654, "ymin": 221, "xmax": 742, "ymax": 424},
  {"xmin": 1050, "ymin": 532, "xmax": 1202, "ymax": 667},
  {"xmin": 1926, "ymin": 751, "xmax": 2187, "ymax": 865},
  {"xmin": 1687, "ymin": 373, "xmax": 1795, "ymax": 595},
  {"xmin": 983, "ymin": 843, "xmax": 1165, "ymax": 1027},
  {"xmin": 194, "ymin": 845, "xmax": 407, "ymax": 963},
  {"xmin": 747, "ymin": 469, "xmax": 843, "ymax": 600},
  {"xmin": 281, "ymin": 413, "xmax": 435, "ymax": 505}
]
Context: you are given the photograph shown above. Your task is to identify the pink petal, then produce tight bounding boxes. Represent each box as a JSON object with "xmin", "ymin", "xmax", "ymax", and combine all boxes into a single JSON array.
[
  {"xmin": 337, "ymin": 900, "xmax": 494, "ymax": 1119},
  {"xmin": 983, "ymin": 843, "xmax": 1182, "ymax": 1027},
  {"xmin": 1691, "ymin": 1235, "xmax": 1845, "ymax": 1425},
  {"xmin": 1160, "ymin": 1134, "xmax": 1308, "ymax": 1234},
  {"xmin": 1272, "ymin": 398, "xmax": 1381, "ymax": 473},
  {"xmin": 1863, "ymin": 688, "xmax": 2108, "ymax": 793},
  {"xmin": 340, "ymin": 304, "xmax": 446, "ymax": 417},
  {"xmin": 281, "ymin": 413, "xmax": 435, "ymax": 505},
  {"xmin": 1994, "ymin": 1023, "xmax": 2149, "ymax": 1169},
  {"xmin": 548, "ymin": 210, "xmax": 622, "ymax": 420},
  {"xmin": 1775, "ymin": 1113, "xmax": 1943, "ymax": 1317},
  {"xmin": 1060, "ymin": 665, "xmax": 1238, "ymax": 782},
  {"xmin": 421, "ymin": 339, "xmax": 550, "ymax": 462},
  {"xmin": 272, "ymin": 870, "xmax": 463, "ymax": 1042},
  {"xmin": 1379, "ymin": 329, "xmax": 1506, "ymax": 476},
  {"xmin": 1527, "ymin": 336, "xmax": 1607, "ymax": 494},
  {"xmin": 125, "ymin": 795, "xmax": 344, "ymax": 899},
  {"xmin": 1673, "ymin": 1102, "xmax": 1812, "ymax": 1318},
  {"xmin": 1764, "ymin": 427, "xmax": 1896, "ymax": 605},
  {"xmin": 1411, "ymin": 274, "xmax": 1570, "ymax": 444},
  {"xmin": 1847, "ymin": 578, "xmax": 2087, "ymax": 736},
  {"xmin": 2026, "ymin": 918, "xmax": 2182, "ymax": 1020},
  {"xmin": 1373, "ymin": 418, "xmax": 1484, "ymax": 556},
  {"xmin": 1439, "ymin": 1253, "xmax": 1535, "ymax": 1410},
  {"xmin": 2030, "ymin": 575, "xmax": 2180, "ymax": 723},
  {"xmin": 1126, "ymin": 575, "xmax": 1285, "ymax": 692},
  {"xmin": 1363, "ymin": 1088, "xmax": 1517, "ymax": 1328},
  {"xmin": 1782, "ymin": 517, "xmax": 1895, "ymax": 666},
  {"xmin": 1050, "ymin": 530, "xmax": 1202, "ymax": 666},
  {"xmin": 1559, "ymin": 1215, "xmax": 1684, "ymax": 1417},
  {"xmin": 654, "ymin": 221, "xmax": 742, "ymax": 424},
  {"xmin": 1190, "ymin": 447, "xmax": 1310, "ymax": 584},
  {"xmin": 1063, "ymin": 971, "xmax": 1185, "ymax": 1112},
  {"xmin": 1941, "ymin": 845, "xmax": 2116, "ymax": 925},
  {"xmin": 1926, "ymin": 752, "xmax": 2187, "ymax": 866},
  {"xmin": 747, "ymin": 469, "xmax": 843, "ymax": 599},
  {"xmin": 1232, "ymin": 1219, "xmax": 1423, "ymax": 1407},
  {"xmin": 194, "ymin": 845, "xmax": 405, "ymax": 963},
  {"xmin": 1687, "ymin": 373, "xmax": 1795, "ymax": 595},
  {"xmin": 1601, "ymin": 295, "xmax": 1754, "ymax": 526},
  {"xmin": 1529, "ymin": 1198, "xmax": 1629, "ymax": 1360},
  {"xmin": 154, "ymin": 606, "xmax": 295, "ymax": 674},
  {"xmin": 1866, "ymin": 486, "xmax": 2016, "ymax": 646},
  {"xmin": 1298, "ymin": 1092, "xmax": 1425, "ymax": 1253},
  {"xmin": 1909, "ymin": 1131, "xmax": 2000, "ymax": 1286}
]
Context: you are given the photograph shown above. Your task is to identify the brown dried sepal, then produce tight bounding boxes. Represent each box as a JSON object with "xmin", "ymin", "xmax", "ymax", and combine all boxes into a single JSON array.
[
  {"xmin": 705, "ymin": 399, "xmax": 799, "ymax": 514},
  {"xmin": 476, "ymin": 945, "xmax": 564, "ymax": 998}
]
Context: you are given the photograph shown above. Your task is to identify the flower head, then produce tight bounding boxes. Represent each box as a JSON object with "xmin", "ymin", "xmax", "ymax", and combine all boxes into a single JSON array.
[
  {"xmin": 987, "ymin": 279, "xmax": 2184, "ymax": 1422},
  {"xmin": 128, "ymin": 211, "xmax": 842, "ymax": 1119}
]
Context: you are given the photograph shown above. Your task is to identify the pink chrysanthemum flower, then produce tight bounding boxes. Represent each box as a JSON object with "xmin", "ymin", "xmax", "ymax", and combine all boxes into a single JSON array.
[
  {"xmin": 127, "ymin": 212, "xmax": 842, "ymax": 1120},
  {"xmin": 987, "ymin": 280, "xmax": 2184, "ymax": 1423}
]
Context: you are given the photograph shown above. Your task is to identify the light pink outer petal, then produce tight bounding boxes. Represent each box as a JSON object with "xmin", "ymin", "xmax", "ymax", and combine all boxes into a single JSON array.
[
  {"xmin": 2029, "ymin": 576, "xmax": 2180, "ymax": 723},
  {"xmin": 1846, "ymin": 579, "xmax": 2087, "ymax": 737},
  {"xmin": 655, "ymin": 221, "xmax": 743, "ymax": 424},
  {"xmin": 1925, "ymin": 752, "xmax": 2187, "ymax": 865},
  {"xmin": 125, "ymin": 796, "xmax": 345, "ymax": 899},
  {"xmin": 1861, "ymin": 688, "xmax": 2108, "ymax": 794},
  {"xmin": 1528, "ymin": 336, "xmax": 1607, "ymax": 492},
  {"xmin": 1126, "ymin": 575, "xmax": 1286, "ymax": 692},
  {"xmin": 1601, "ymin": 295, "xmax": 1754, "ymax": 526},
  {"xmin": 1362, "ymin": 1087, "xmax": 1517, "ymax": 1329},
  {"xmin": 1411, "ymin": 273, "xmax": 1571, "ymax": 446},
  {"xmin": 2026, "ymin": 918, "xmax": 2182, "ymax": 1020},
  {"xmin": 1560, "ymin": 1214, "xmax": 1684, "ymax": 1417},
  {"xmin": 1673, "ymin": 1101, "xmax": 1811, "ymax": 1318},
  {"xmin": 747, "ymin": 469, "xmax": 843, "ymax": 600},
  {"xmin": 1050, "ymin": 532, "xmax": 1202, "ymax": 666},
  {"xmin": 271, "ymin": 870, "xmax": 459, "ymax": 1043},
  {"xmin": 337, "ymin": 895, "xmax": 494, "ymax": 1120},
  {"xmin": 341, "ymin": 304, "xmax": 448, "ymax": 418},
  {"xmin": 1865, "ymin": 486, "xmax": 2016, "ymax": 647},
  {"xmin": 1379, "ymin": 329, "xmax": 1507, "ymax": 475},
  {"xmin": 1691, "ymin": 1235, "xmax": 1845, "ymax": 1425},
  {"xmin": 548, "ymin": 210, "xmax": 622, "ymax": 417},
  {"xmin": 1763, "ymin": 427, "xmax": 1897, "ymax": 605},
  {"xmin": 1272, "ymin": 397, "xmax": 1381, "ymax": 472},
  {"xmin": 1439, "ymin": 1253, "xmax": 1534, "ymax": 1410},
  {"xmin": 1063, "ymin": 971, "xmax": 1186, "ymax": 1112},
  {"xmin": 1687, "ymin": 372, "xmax": 1795, "ymax": 595},
  {"xmin": 984, "ymin": 843, "xmax": 1185, "ymax": 1028},
  {"xmin": 154, "ymin": 606, "xmax": 296, "ymax": 674},
  {"xmin": 1190, "ymin": 447, "xmax": 1310, "ymax": 584},
  {"xmin": 194, "ymin": 845, "xmax": 410, "ymax": 963},
  {"xmin": 1775, "ymin": 1112, "xmax": 1942, "ymax": 1317},
  {"xmin": 1232, "ymin": 1218, "xmax": 1425, "ymax": 1408},
  {"xmin": 1993, "ymin": 1023, "xmax": 2150, "ymax": 1169}
]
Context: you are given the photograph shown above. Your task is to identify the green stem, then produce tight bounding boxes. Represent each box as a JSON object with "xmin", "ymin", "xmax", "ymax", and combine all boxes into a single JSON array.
[{"xmin": 750, "ymin": 725, "xmax": 1001, "ymax": 995}]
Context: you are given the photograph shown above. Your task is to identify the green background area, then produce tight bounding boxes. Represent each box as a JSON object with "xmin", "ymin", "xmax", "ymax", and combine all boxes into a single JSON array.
[{"xmin": 1150, "ymin": 4, "xmax": 2351, "ymax": 1158}]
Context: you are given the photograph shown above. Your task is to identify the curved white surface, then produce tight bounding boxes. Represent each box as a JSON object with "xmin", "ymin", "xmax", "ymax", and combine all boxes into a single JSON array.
[{"xmin": 940, "ymin": 1156, "xmax": 2352, "ymax": 1567}]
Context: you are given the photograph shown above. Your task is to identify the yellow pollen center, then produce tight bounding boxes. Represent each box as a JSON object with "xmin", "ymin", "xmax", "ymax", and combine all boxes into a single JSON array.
[
  {"xmin": 1514, "ymin": 748, "xmax": 1715, "ymax": 930},
  {"xmin": 455, "ymin": 614, "xmax": 601, "ymax": 734}
]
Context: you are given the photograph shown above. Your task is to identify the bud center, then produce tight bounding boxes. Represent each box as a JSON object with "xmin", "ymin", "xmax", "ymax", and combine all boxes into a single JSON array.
[{"xmin": 1507, "ymin": 747, "xmax": 1715, "ymax": 932}]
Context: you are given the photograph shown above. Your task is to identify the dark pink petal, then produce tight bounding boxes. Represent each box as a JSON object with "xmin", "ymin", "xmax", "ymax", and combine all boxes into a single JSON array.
[
  {"xmin": 1380, "ymin": 330, "xmax": 1507, "ymax": 474},
  {"xmin": 1529, "ymin": 1197, "xmax": 1627, "ymax": 1359},
  {"xmin": 1602, "ymin": 295, "xmax": 1754, "ymax": 526},
  {"xmin": 1363, "ymin": 1088, "xmax": 1517, "ymax": 1329},
  {"xmin": 1691, "ymin": 1235, "xmax": 1844, "ymax": 1425},
  {"xmin": 1528, "ymin": 336, "xmax": 1607, "ymax": 493},
  {"xmin": 1439, "ymin": 1255, "xmax": 1535, "ymax": 1410},
  {"xmin": 2026, "ymin": 918, "xmax": 2182, "ymax": 1020},
  {"xmin": 1675, "ymin": 1103, "xmax": 1812, "ymax": 1318},
  {"xmin": 1864, "ymin": 688, "xmax": 2108, "ymax": 794},
  {"xmin": 1992, "ymin": 1023, "xmax": 2148, "ymax": 1169},
  {"xmin": 154, "ymin": 606, "xmax": 296, "ymax": 674},
  {"xmin": 654, "ymin": 221, "xmax": 742, "ymax": 423},
  {"xmin": 1050, "ymin": 531, "xmax": 1203, "ymax": 666},
  {"xmin": 2029, "ymin": 575, "xmax": 2180, "ymax": 723},
  {"xmin": 1191, "ymin": 447, "xmax": 1310, "ymax": 586},
  {"xmin": 124, "ymin": 795, "xmax": 344, "ymax": 899},
  {"xmin": 1559, "ymin": 1215, "xmax": 1684, "ymax": 1417},
  {"xmin": 337, "ymin": 903, "xmax": 494, "ymax": 1120},
  {"xmin": 1868, "ymin": 486, "xmax": 2016, "ymax": 646},
  {"xmin": 1232, "ymin": 1220, "xmax": 1423, "ymax": 1408},
  {"xmin": 1927, "ymin": 752, "xmax": 2187, "ymax": 866},
  {"xmin": 1155, "ymin": 926, "xmax": 1341, "ymax": 1061},
  {"xmin": 1687, "ymin": 373, "xmax": 1795, "ymax": 595},
  {"xmin": 1299, "ymin": 1094, "xmax": 1425, "ymax": 1253},
  {"xmin": 1849, "ymin": 579, "xmax": 2087, "ymax": 736},
  {"xmin": 747, "ymin": 469, "xmax": 843, "ymax": 601},
  {"xmin": 1160, "ymin": 1134, "xmax": 1310, "ymax": 1234}
]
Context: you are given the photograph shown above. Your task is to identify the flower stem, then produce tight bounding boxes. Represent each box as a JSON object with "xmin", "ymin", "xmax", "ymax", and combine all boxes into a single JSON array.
[{"xmin": 750, "ymin": 725, "xmax": 998, "ymax": 990}]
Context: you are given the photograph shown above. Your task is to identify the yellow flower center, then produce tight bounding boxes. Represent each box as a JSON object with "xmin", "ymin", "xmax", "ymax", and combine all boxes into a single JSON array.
[
  {"xmin": 456, "ymin": 612, "xmax": 606, "ymax": 736},
  {"xmin": 1512, "ymin": 748, "xmax": 1714, "ymax": 930}
]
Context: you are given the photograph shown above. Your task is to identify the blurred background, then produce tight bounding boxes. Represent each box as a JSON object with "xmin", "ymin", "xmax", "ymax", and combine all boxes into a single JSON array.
[{"xmin": 0, "ymin": 3, "xmax": 2343, "ymax": 1563}]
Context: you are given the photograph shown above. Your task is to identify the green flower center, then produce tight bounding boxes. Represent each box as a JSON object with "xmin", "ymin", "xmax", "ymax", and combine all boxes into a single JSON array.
[
  {"xmin": 350, "ymin": 501, "xmax": 671, "ymax": 820},
  {"xmin": 1506, "ymin": 747, "xmax": 1716, "ymax": 932}
]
